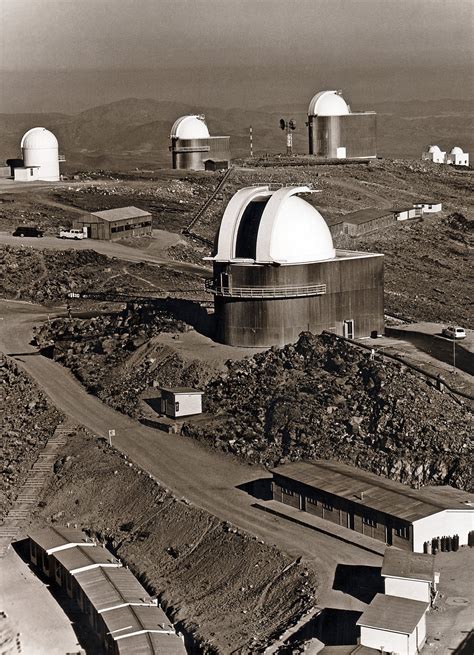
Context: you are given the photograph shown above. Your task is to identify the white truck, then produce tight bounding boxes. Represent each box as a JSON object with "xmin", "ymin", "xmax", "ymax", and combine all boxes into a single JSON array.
[{"xmin": 59, "ymin": 227, "xmax": 88, "ymax": 240}]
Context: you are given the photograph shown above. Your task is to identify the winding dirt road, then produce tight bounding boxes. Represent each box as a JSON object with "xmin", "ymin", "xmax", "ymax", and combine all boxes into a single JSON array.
[{"xmin": 0, "ymin": 299, "xmax": 381, "ymax": 610}]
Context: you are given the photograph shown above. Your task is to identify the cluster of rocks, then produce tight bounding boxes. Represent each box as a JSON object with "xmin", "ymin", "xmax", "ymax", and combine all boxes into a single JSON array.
[
  {"xmin": 0, "ymin": 355, "xmax": 63, "ymax": 517},
  {"xmin": 35, "ymin": 305, "xmax": 215, "ymax": 416},
  {"xmin": 183, "ymin": 332, "xmax": 473, "ymax": 491}
]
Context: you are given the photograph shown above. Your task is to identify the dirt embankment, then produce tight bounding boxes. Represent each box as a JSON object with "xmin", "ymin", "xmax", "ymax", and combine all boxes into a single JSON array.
[
  {"xmin": 0, "ymin": 354, "xmax": 63, "ymax": 518},
  {"xmin": 0, "ymin": 245, "xmax": 201, "ymax": 304},
  {"xmin": 183, "ymin": 333, "xmax": 473, "ymax": 491},
  {"xmin": 35, "ymin": 305, "xmax": 217, "ymax": 416},
  {"xmin": 35, "ymin": 431, "xmax": 317, "ymax": 654}
]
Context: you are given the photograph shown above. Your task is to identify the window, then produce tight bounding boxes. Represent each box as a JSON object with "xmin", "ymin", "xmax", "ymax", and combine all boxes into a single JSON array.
[
  {"xmin": 322, "ymin": 502, "xmax": 333, "ymax": 511},
  {"xmin": 395, "ymin": 526, "xmax": 410, "ymax": 539},
  {"xmin": 281, "ymin": 487, "xmax": 294, "ymax": 496},
  {"xmin": 307, "ymin": 497, "xmax": 317, "ymax": 505},
  {"xmin": 363, "ymin": 517, "xmax": 377, "ymax": 528},
  {"xmin": 30, "ymin": 168, "xmax": 34, "ymax": 177}
]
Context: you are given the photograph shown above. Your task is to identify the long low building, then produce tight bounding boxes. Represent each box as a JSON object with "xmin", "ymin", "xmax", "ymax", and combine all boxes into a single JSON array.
[
  {"xmin": 271, "ymin": 460, "xmax": 474, "ymax": 552},
  {"xmin": 73, "ymin": 206, "xmax": 152, "ymax": 240},
  {"xmin": 28, "ymin": 527, "xmax": 186, "ymax": 655},
  {"xmin": 327, "ymin": 205, "xmax": 417, "ymax": 237}
]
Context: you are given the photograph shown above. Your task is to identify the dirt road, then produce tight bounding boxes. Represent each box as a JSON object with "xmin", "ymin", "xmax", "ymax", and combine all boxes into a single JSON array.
[
  {"xmin": 0, "ymin": 231, "xmax": 210, "ymax": 277},
  {"xmin": 0, "ymin": 299, "xmax": 381, "ymax": 610}
]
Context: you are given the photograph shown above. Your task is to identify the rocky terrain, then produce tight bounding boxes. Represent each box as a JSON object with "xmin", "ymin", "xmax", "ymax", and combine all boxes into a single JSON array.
[
  {"xmin": 35, "ymin": 305, "xmax": 217, "ymax": 415},
  {"xmin": 34, "ymin": 430, "xmax": 317, "ymax": 654},
  {"xmin": 183, "ymin": 332, "xmax": 473, "ymax": 491},
  {"xmin": 0, "ymin": 245, "xmax": 202, "ymax": 304},
  {"xmin": 0, "ymin": 354, "xmax": 63, "ymax": 517}
]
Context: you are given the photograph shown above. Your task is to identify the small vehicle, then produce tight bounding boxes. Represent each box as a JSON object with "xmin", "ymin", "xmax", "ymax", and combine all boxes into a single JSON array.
[
  {"xmin": 12, "ymin": 226, "xmax": 43, "ymax": 238},
  {"xmin": 59, "ymin": 227, "xmax": 87, "ymax": 240},
  {"xmin": 442, "ymin": 326, "xmax": 466, "ymax": 339}
]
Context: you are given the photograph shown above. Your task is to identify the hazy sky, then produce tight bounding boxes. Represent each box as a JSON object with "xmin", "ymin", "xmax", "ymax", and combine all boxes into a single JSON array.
[{"xmin": 1, "ymin": 0, "xmax": 473, "ymax": 112}]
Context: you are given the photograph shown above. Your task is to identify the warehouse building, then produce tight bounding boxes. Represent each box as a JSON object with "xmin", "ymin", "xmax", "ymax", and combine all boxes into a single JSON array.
[
  {"xmin": 73, "ymin": 206, "xmax": 152, "ymax": 240},
  {"xmin": 208, "ymin": 185, "xmax": 384, "ymax": 347},
  {"xmin": 327, "ymin": 205, "xmax": 416, "ymax": 238},
  {"xmin": 271, "ymin": 460, "xmax": 474, "ymax": 552},
  {"xmin": 27, "ymin": 527, "xmax": 186, "ymax": 655},
  {"xmin": 381, "ymin": 549, "xmax": 438, "ymax": 604},
  {"xmin": 307, "ymin": 90, "xmax": 377, "ymax": 159},
  {"xmin": 170, "ymin": 114, "xmax": 231, "ymax": 170}
]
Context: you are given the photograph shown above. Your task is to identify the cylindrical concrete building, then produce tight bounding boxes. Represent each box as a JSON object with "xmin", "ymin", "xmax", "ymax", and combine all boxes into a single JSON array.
[
  {"xmin": 21, "ymin": 127, "xmax": 61, "ymax": 181},
  {"xmin": 307, "ymin": 90, "xmax": 376, "ymax": 159},
  {"xmin": 208, "ymin": 186, "xmax": 384, "ymax": 347},
  {"xmin": 170, "ymin": 115, "xmax": 231, "ymax": 170}
]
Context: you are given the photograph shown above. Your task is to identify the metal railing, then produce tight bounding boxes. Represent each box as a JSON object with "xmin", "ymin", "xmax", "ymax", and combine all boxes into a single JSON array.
[{"xmin": 205, "ymin": 279, "xmax": 327, "ymax": 298}]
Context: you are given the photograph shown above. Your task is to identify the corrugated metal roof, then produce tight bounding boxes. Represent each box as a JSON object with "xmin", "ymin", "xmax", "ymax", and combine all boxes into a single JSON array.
[
  {"xmin": 28, "ymin": 526, "xmax": 95, "ymax": 552},
  {"xmin": 74, "ymin": 566, "xmax": 152, "ymax": 611},
  {"xmin": 53, "ymin": 544, "xmax": 120, "ymax": 573},
  {"xmin": 116, "ymin": 632, "xmax": 186, "ymax": 655},
  {"xmin": 357, "ymin": 594, "xmax": 428, "ymax": 633},
  {"xmin": 90, "ymin": 206, "xmax": 151, "ymax": 222},
  {"xmin": 271, "ymin": 460, "xmax": 474, "ymax": 522},
  {"xmin": 382, "ymin": 549, "xmax": 434, "ymax": 582},
  {"xmin": 337, "ymin": 208, "xmax": 394, "ymax": 225},
  {"xmin": 161, "ymin": 387, "xmax": 204, "ymax": 395}
]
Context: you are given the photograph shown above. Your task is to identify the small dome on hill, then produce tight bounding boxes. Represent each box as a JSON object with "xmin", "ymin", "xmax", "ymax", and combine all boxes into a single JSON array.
[
  {"xmin": 21, "ymin": 127, "xmax": 58, "ymax": 150},
  {"xmin": 308, "ymin": 91, "xmax": 350, "ymax": 117},
  {"xmin": 170, "ymin": 115, "xmax": 210, "ymax": 140}
]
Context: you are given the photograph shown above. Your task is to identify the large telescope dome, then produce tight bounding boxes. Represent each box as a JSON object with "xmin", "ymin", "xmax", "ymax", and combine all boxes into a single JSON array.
[
  {"xmin": 21, "ymin": 127, "xmax": 59, "ymax": 149},
  {"xmin": 170, "ymin": 115, "xmax": 210, "ymax": 140},
  {"xmin": 308, "ymin": 90, "xmax": 350, "ymax": 117},
  {"xmin": 215, "ymin": 186, "xmax": 335, "ymax": 264}
]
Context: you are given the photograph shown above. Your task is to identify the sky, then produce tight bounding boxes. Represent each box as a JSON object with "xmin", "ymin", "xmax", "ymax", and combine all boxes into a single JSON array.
[{"xmin": 1, "ymin": 0, "xmax": 473, "ymax": 112}]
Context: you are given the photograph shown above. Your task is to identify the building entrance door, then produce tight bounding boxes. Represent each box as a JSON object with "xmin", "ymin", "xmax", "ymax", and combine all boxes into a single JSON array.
[{"xmin": 343, "ymin": 319, "xmax": 354, "ymax": 339}]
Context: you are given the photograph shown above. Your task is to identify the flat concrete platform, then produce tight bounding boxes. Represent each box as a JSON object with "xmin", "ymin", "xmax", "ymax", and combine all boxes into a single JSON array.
[{"xmin": 254, "ymin": 500, "xmax": 387, "ymax": 556}]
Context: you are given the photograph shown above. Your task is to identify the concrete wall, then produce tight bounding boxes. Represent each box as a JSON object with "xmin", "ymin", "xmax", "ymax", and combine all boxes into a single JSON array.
[
  {"xmin": 360, "ymin": 621, "xmax": 426, "ymax": 655},
  {"xmin": 213, "ymin": 254, "xmax": 384, "ymax": 347},
  {"xmin": 384, "ymin": 576, "xmax": 431, "ymax": 603},
  {"xmin": 412, "ymin": 510, "xmax": 474, "ymax": 552}
]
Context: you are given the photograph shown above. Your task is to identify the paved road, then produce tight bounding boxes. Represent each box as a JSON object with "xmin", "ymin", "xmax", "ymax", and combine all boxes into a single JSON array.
[
  {"xmin": 0, "ymin": 300, "xmax": 382, "ymax": 609},
  {"xmin": 0, "ymin": 231, "xmax": 210, "ymax": 277}
]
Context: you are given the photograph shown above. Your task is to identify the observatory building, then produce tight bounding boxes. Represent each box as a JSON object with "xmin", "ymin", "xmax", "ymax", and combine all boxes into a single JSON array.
[
  {"xmin": 422, "ymin": 145, "xmax": 447, "ymax": 164},
  {"xmin": 307, "ymin": 90, "xmax": 377, "ymax": 159},
  {"xmin": 12, "ymin": 127, "xmax": 64, "ymax": 181},
  {"xmin": 169, "ymin": 115, "xmax": 231, "ymax": 170},
  {"xmin": 207, "ymin": 186, "xmax": 384, "ymax": 347},
  {"xmin": 448, "ymin": 146, "xmax": 469, "ymax": 166}
]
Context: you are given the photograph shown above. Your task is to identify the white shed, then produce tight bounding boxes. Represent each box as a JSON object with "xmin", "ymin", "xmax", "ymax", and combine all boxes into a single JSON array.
[
  {"xmin": 357, "ymin": 594, "xmax": 428, "ymax": 655},
  {"xmin": 414, "ymin": 201, "xmax": 442, "ymax": 215},
  {"xmin": 159, "ymin": 387, "xmax": 203, "ymax": 418},
  {"xmin": 382, "ymin": 549, "xmax": 437, "ymax": 604},
  {"xmin": 13, "ymin": 166, "xmax": 40, "ymax": 182}
]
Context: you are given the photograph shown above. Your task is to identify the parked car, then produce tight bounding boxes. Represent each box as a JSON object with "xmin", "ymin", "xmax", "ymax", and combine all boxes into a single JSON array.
[
  {"xmin": 12, "ymin": 226, "xmax": 43, "ymax": 238},
  {"xmin": 442, "ymin": 326, "xmax": 466, "ymax": 339},
  {"xmin": 59, "ymin": 228, "xmax": 87, "ymax": 240}
]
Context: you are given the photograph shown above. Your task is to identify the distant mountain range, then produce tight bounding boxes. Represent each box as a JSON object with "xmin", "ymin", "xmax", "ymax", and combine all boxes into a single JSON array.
[{"xmin": 0, "ymin": 97, "xmax": 472, "ymax": 171}]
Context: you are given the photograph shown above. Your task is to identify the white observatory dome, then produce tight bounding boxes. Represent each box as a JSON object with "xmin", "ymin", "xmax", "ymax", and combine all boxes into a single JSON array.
[
  {"xmin": 428, "ymin": 145, "xmax": 441, "ymax": 153},
  {"xmin": 215, "ymin": 186, "xmax": 335, "ymax": 264},
  {"xmin": 170, "ymin": 115, "xmax": 210, "ymax": 140},
  {"xmin": 20, "ymin": 127, "xmax": 60, "ymax": 181},
  {"xmin": 450, "ymin": 146, "xmax": 464, "ymax": 155},
  {"xmin": 308, "ymin": 90, "xmax": 350, "ymax": 117},
  {"xmin": 21, "ymin": 127, "xmax": 58, "ymax": 150}
]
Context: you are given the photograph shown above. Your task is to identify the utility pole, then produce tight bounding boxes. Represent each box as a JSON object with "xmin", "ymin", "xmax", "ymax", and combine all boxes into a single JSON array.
[
  {"xmin": 249, "ymin": 126, "xmax": 253, "ymax": 158},
  {"xmin": 279, "ymin": 118, "xmax": 296, "ymax": 156},
  {"xmin": 453, "ymin": 337, "xmax": 456, "ymax": 372}
]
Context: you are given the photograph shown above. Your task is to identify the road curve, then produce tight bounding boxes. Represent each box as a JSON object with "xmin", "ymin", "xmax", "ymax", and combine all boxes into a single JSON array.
[{"xmin": 0, "ymin": 300, "xmax": 381, "ymax": 608}]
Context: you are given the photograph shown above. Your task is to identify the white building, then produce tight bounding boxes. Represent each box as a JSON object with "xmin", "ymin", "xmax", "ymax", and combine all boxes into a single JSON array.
[
  {"xmin": 159, "ymin": 387, "xmax": 203, "ymax": 418},
  {"xmin": 357, "ymin": 594, "xmax": 428, "ymax": 655},
  {"xmin": 20, "ymin": 127, "xmax": 63, "ymax": 181},
  {"xmin": 382, "ymin": 549, "xmax": 438, "ymax": 604},
  {"xmin": 414, "ymin": 201, "xmax": 442, "ymax": 215},
  {"xmin": 13, "ymin": 166, "xmax": 40, "ymax": 182},
  {"xmin": 422, "ymin": 144, "xmax": 446, "ymax": 163},
  {"xmin": 448, "ymin": 146, "xmax": 470, "ymax": 166}
]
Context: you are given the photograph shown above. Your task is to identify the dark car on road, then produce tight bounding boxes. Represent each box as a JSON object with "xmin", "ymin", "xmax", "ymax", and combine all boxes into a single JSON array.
[{"xmin": 12, "ymin": 226, "xmax": 44, "ymax": 238}]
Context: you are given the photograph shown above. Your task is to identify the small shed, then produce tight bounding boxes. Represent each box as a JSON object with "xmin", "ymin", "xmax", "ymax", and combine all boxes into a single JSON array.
[
  {"xmin": 204, "ymin": 159, "xmax": 229, "ymax": 171},
  {"xmin": 382, "ymin": 549, "xmax": 437, "ymax": 604},
  {"xmin": 159, "ymin": 387, "xmax": 204, "ymax": 418},
  {"xmin": 392, "ymin": 205, "xmax": 417, "ymax": 221},
  {"xmin": 73, "ymin": 206, "xmax": 152, "ymax": 240},
  {"xmin": 357, "ymin": 594, "xmax": 428, "ymax": 655},
  {"xmin": 13, "ymin": 166, "xmax": 40, "ymax": 182}
]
